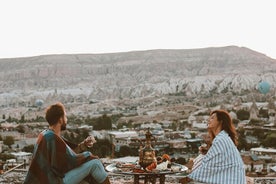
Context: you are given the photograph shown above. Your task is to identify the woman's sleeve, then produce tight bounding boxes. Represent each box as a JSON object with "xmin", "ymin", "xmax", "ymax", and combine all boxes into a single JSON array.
[{"xmin": 188, "ymin": 137, "xmax": 224, "ymax": 182}]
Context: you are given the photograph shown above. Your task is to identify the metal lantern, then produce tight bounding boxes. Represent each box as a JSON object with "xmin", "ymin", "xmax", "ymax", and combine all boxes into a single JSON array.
[{"xmin": 139, "ymin": 128, "xmax": 156, "ymax": 169}]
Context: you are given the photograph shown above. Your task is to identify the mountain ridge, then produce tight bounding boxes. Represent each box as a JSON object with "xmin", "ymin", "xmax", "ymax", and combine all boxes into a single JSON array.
[{"xmin": 0, "ymin": 46, "xmax": 275, "ymax": 105}]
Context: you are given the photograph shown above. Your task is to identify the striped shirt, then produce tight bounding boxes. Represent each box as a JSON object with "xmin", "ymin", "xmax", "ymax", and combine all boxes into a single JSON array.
[
  {"xmin": 189, "ymin": 130, "xmax": 245, "ymax": 184},
  {"xmin": 24, "ymin": 129, "xmax": 93, "ymax": 184},
  {"xmin": 192, "ymin": 154, "xmax": 205, "ymax": 172}
]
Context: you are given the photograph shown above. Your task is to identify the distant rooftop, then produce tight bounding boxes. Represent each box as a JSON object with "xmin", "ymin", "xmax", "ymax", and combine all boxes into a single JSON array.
[
  {"xmin": 108, "ymin": 131, "xmax": 139, "ymax": 138},
  {"xmin": 251, "ymin": 147, "xmax": 276, "ymax": 154}
]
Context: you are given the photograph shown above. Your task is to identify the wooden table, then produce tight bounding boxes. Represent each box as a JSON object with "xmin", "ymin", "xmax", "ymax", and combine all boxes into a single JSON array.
[{"xmin": 131, "ymin": 172, "xmax": 167, "ymax": 184}]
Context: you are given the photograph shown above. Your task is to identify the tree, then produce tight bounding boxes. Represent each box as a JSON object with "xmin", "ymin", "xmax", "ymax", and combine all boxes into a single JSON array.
[
  {"xmin": 7, "ymin": 116, "xmax": 12, "ymax": 122},
  {"xmin": 16, "ymin": 124, "xmax": 25, "ymax": 133},
  {"xmin": 170, "ymin": 121, "xmax": 177, "ymax": 131},
  {"xmin": 0, "ymin": 153, "xmax": 15, "ymax": 161},
  {"xmin": 116, "ymin": 145, "xmax": 133, "ymax": 157},
  {"xmin": 102, "ymin": 114, "xmax": 112, "ymax": 130},
  {"xmin": 237, "ymin": 128, "xmax": 247, "ymax": 151},
  {"xmin": 20, "ymin": 114, "xmax": 25, "ymax": 123},
  {"xmin": 236, "ymin": 109, "xmax": 250, "ymax": 120},
  {"xmin": 81, "ymin": 129, "xmax": 90, "ymax": 139},
  {"xmin": 22, "ymin": 144, "xmax": 34, "ymax": 153},
  {"xmin": 91, "ymin": 139, "xmax": 112, "ymax": 157},
  {"xmin": 3, "ymin": 136, "xmax": 14, "ymax": 148},
  {"xmin": 259, "ymin": 108, "xmax": 269, "ymax": 118},
  {"xmin": 262, "ymin": 133, "xmax": 276, "ymax": 148},
  {"xmin": 99, "ymin": 145, "xmax": 111, "ymax": 157},
  {"xmin": 252, "ymin": 128, "xmax": 265, "ymax": 139},
  {"xmin": 94, "ymin": 114, "xmax": 112, "ymax": 130},
  {"xmin": 74, "ymin": 129, "xmax": 90, "ymax": 143}
]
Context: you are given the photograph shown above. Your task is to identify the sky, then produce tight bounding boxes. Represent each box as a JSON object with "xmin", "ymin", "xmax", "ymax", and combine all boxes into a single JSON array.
[{"xmin": 0, "ymin": 0, "xmax": 276, "ymax": 59}]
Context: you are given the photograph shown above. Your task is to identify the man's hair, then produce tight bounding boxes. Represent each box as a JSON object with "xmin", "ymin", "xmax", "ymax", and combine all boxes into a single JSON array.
[{"xmin": 45, "ymin": 102, "xmax": 65, "ymax": 126}]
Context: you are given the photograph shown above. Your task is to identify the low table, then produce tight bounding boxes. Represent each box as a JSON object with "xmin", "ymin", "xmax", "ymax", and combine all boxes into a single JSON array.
[{"xmin": 106, "ymin": 163, "xmax": 188, "ymax": 184}]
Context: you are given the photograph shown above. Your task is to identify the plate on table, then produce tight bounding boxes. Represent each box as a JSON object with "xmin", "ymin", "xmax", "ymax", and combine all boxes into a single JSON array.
[
  {"xmin": 106, "ymin": 162, "xmax": 188, "ymax": 174},
  {"xmin": 106, "ymin": 162, "xmax": 137, "ymax": 173}
]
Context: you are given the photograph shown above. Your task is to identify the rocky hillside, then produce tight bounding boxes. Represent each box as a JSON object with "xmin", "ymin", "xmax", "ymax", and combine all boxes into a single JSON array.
[{"xmin": 0, "ymin": 46, "xmax": 275, "ymax": 104}]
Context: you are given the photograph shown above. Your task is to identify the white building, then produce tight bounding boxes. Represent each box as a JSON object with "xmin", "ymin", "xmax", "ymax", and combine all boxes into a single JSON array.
[
  {"xmin": 10, "ymin": 151, "xmax": 32, "ymax": 164},
  {"xmin": 108, "ymin": 131, "xmax": 139, "ymax": 144},
  {"xmin": 250, "ymin": 147, "xmax": 276, "ymax": 161}
]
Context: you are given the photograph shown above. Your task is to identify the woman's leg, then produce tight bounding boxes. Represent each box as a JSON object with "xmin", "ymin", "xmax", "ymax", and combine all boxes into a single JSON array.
[{"xmin": 63, "ymin": 159, "xmax": 108, "ymax": 184}]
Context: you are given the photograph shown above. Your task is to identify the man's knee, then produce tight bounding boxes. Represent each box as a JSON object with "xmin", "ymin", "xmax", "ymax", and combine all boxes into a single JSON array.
[
  {"xmin": 91, "ymin": 159, "xmax": 102, "ymax": 166},
  {"xmin": 89, "ymin": 159, "xmax": 105, "ymax": 171},
  {"xmin": 87, "ymin": 159, "xmax": 108, "ymax": 183}
]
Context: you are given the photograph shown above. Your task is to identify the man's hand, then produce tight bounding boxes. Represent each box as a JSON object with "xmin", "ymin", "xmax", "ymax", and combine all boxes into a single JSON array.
[
  {"xmin": 84, "ymin": 135, "xmax": 96, "ymax": 148},
  {"xmin": 90, "ymin": 154, "xmax": 99, "ymax": 159}
]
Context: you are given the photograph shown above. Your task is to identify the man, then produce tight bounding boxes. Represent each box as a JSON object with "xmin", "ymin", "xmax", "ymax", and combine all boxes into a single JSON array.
[{"xmin": 24, "ymin": 102, "xmax": 110, "ymax": 184}]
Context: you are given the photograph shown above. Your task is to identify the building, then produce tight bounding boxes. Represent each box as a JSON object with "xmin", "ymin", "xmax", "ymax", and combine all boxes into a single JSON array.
[
  {"xmin": 250, "ymin": 147, "xmax": 276, "ymax": 161},
  {"xmin": 10, "ymin": 151, "xmax": 32, "ymax": 164}
]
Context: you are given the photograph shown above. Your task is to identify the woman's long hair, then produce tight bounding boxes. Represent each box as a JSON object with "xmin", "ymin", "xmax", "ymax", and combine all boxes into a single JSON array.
[{"xmin": 211, "ymin": 110, "xmax": 238, "ymax": 146}]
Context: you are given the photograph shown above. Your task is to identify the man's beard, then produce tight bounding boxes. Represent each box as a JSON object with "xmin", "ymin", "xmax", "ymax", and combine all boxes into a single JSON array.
[{"xmin": 61, "ymin": 121, "xmax": 67, "ymax": 131}]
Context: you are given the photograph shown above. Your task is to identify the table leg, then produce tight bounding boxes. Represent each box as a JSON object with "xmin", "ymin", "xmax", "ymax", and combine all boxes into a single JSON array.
[
  {"xmin": 159, "ymin": 175, "xmax": 165, "ymax": 184},
  {"xmin": 144, "ymin": 175, "xmax": 156, "ymax": 184},
  {"xmin": 134, "ymin": 175, "xmax": 139, "ymax": 184},
  {"xmin": 151, "ymin": 176, "xmax": 156, "ymax": 184}
]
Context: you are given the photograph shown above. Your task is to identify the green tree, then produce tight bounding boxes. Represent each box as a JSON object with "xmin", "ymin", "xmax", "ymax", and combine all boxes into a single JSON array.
[
  {"xmin": 110, "ymin": 114, "xmax": 123, "ymax": 125},
  {"xmin": 0, "ymin": 153, "xmax": 15, "ymax": 161},
  {"xmin": 237, "ymin": 127, "xmax": 247, "ymax": 151},
  {"xmin": 116, "ymin": 145, "xmax": 133, "ymax": 157},
  {"xmin": 99, "ymin": 145, "xmax": 111, "ymax": 157},
  {"xmin": 236, "ymin": 109, "xmax": 250, "ymax": 120},
  {"xmin": 7, "ymin": 116, "xmax": 12, "ymax": 122},
  {"xmin": 94, "ymin": 114, "xmax": 112, "ymax": 130},
  {"xmin": 262, "ymin": 133, "xmax": 276, "ymax": 148},
  {"xmin": 102, "ymin": 114, "xmax": 112, "ymax": 130},
  {"xmin": 20, "ymin": 114, "xmax": 25, "ymax": 123},
  {"xmin": 249, "ymin": 119, "xmax": 262, "ymax": 125},
  {"xmin": 170, "ymin": 121, "xmax": 177, "ymax": 131},
  {"xmin": 75, "ymin": 129, "xmax": 90, "ymax": 143},
  {"xmin": 259, "ymin": 108, "xmax": 269, "ymax": 118},
  {"xmin": 3, "ymin": 136, "xmax": 14, "ymax": 148},
  {"xmin": 22, "ymin": 144, "xmax": 34, "ymax": 153},
  {"xmin": 81, "ymin": 129, "xmax": 90, "ymax": 139},
  {"xmin": 127, "ymin": 120, "xmax": 134, "ymax": 129},
  {"xmin": 16, "ymin": 124, "xmax": 25, "ymax": 133},
  {"xmin": 91, "ymin": 139, "xmax": 112, "ymax": 158},
  {"xmin": 35, "ymin": 116, "xmax": 45, "ymax": 122},
  {"xmin": 252, "ymin": 128, "xmax": 265, "ymax": 139},
  {"xmin": 190, "ymin": 132, "xmax": 196, "ymax": 139}
]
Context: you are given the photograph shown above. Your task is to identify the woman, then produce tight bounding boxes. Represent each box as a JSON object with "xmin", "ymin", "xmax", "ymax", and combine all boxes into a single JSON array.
[{"xmin": 182, "ymin": 109, "xmax": 245, "ymax": 184}]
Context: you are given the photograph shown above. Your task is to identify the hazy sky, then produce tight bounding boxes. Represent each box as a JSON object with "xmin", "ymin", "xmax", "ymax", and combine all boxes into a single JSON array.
[{"xmin": 1, "ymin": 0, "xmax": 275, "ymax": 59}]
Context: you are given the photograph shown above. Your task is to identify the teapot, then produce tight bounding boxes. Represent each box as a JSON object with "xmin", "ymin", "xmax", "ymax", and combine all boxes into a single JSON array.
[{"xmin": 139, "ymin": 128, "xmax": 156, "ymax": 169}]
